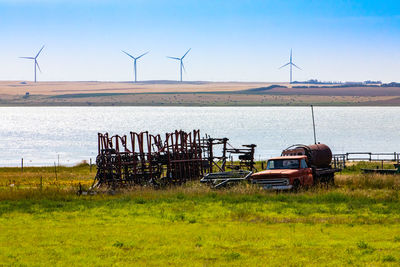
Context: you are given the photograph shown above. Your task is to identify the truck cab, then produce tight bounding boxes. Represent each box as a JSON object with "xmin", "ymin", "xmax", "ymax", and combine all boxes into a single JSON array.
[{"xmin": 251, "ymin": 155, "xmax": 314, "ymax": 190}]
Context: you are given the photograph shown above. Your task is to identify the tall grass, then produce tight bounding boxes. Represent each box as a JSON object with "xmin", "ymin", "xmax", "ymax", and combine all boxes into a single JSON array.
[
  {"xmin": 336, "ymin": 173, "xmax": 400, "ymax": 190},
  {"xmin": 0, "ymin": 163, "xmax": 400, "ymax": 202},
  {"xmin": 1, "ymin": 165, "xmax": 400, "ymax": 265}
]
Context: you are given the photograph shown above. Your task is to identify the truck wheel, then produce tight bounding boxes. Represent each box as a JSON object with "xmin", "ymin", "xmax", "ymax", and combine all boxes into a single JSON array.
[
  {"xmin": 328, "ymin": 174, "xmax": 335, "ymax": 186},
  {"xmin": 292, "ymin": 179, "xmax": 301, "ymax": 192}
]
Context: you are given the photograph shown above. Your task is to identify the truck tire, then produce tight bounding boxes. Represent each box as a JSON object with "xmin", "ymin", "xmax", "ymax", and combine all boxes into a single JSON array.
[
  {"xmin": 313, "ymin": 175, "xmax": 320, "ymax": 185},
  {"xmin": 328, "ymin": 174, "xmax": 335, "ymax": 186},
  {"xmin": 319, "ymin": 174, "xmax": 334, "ymax": 188},
  {"xmin": 292, "ymin": 179, "xmax": 301, "ymax": 192}
]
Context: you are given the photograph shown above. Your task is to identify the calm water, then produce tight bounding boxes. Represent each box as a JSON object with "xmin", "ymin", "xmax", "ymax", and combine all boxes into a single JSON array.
[{"xmin": 1, "ymin": 106, "xmax": 399, "ymax": 166}]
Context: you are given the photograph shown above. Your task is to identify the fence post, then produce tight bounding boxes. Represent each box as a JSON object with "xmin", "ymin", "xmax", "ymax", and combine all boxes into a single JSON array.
[
  {"xmin": 21, "ymin": 158, "xmax": 23, "ymax": 172},
  {"xmin": 54, "ymin": 162, "xmax": 58, "ymax": 181},
  {"xmin": 90, "ymin": 158, "xmax": 92, "ymax": 172}
]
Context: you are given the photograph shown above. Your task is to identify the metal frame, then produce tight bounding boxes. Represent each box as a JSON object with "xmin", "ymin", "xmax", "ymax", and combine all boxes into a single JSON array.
[{"xmin": 92, "ymin": 130, "xmax": 257, "ymax": 189}]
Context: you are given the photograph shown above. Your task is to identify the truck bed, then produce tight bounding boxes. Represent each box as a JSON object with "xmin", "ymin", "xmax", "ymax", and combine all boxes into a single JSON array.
[{"xmin": 314, "ymin": 168, "xmax": 340, "ymax": 175}]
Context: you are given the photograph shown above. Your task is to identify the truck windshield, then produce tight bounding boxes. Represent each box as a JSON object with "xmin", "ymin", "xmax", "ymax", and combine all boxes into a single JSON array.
[{"xmin": 267, "ymin": 159, "xmax": 299, "ymax": 170}]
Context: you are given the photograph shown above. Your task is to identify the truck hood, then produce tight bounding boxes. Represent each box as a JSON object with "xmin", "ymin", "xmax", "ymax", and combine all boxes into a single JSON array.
[{"xmin": 251, "ymin": 169, "xmax": 299, "ymax": 178}]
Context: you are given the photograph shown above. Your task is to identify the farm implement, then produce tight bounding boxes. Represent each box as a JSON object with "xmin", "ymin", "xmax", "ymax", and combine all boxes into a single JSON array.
[{"xmin": 91, "ymin": 130, "xmax": 256, "ymax": 189}]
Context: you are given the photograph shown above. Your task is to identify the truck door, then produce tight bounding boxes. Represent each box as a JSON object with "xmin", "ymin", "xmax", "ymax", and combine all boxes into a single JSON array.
[{"xmin": 301, "ymin": 159, "xmax": 313, "ymax": 185}]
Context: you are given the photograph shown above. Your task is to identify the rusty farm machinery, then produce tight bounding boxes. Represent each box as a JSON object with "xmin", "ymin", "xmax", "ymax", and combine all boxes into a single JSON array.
[{"xmin": 91, "ymin": 129, "xmax": 256, "ymax": 189}]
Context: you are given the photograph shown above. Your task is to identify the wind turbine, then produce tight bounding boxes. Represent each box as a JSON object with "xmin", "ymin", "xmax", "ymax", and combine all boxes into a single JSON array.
[
  {"xmin": 20, "ymin": 45, "xmax": 45, "ymax": 83},
  {"xmin": 122, "ymin": 50, "xmax": 149, "ymax": 83},
  {"xmin": 279, "ymin": 49, "xmax": 301, "ymax": 84},
  {"xmin": 167, "ymin": 48, "xmax": 191, "ymax": 82}
]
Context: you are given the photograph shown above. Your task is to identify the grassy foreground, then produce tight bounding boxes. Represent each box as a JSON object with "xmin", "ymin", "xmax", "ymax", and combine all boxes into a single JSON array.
[{"xmin": 1, "ymin": 163, "xmax": 400, "ymax": 266}]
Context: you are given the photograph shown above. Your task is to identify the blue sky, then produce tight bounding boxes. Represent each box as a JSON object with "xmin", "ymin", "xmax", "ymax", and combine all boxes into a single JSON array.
[{"xmin": 1, "ymin": 0, "xmax": 399, "ymax": 82}]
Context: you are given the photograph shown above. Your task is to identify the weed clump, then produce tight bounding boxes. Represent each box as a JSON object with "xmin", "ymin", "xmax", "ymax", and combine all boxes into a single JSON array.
[
  {"xmin": 112, "ymin": 241, "xmax": 124, "ymax": 248},
  {"xmin": 224, "ymin": 252, "xmax": 241, "ymax": 260},
  {"xmin": 357, "ymin": 240, "xmax": 369, "ymax": 249},
  {"xmin": 382, "ymin": 255, "xmax": 396, "ymax": 262}
]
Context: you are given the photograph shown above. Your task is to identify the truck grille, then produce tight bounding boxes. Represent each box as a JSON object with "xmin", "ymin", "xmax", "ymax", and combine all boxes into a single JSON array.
[{"xmin": 251, "ymin": 178, "xmax": 289, "ymax": 186}]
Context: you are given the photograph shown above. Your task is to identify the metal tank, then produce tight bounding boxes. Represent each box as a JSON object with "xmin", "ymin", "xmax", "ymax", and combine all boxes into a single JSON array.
[{"xmin": 282, "ymin": 143, "xmax": 332, "ymax": 168}]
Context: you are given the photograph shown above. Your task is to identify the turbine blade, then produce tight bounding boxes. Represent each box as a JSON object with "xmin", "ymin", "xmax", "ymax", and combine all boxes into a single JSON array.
[
  {"xmin": 279, "ymin": 62, "xmax": 290, "ymax": 69},
  {"xmin": 122, "ymin": 50, "xmax": 135, "ymax": 59},
  {"xmin": 167, "ymin": 56, "xmax": 180, "ymax": 60},
  {"xmin": 136, "ymin": 51, "xmax": 149, "ymax": 60},
  {"xmin": 36, "ymin": 61, "xmax": 42, "ymax": 73},
  {"xmin": 35, "ymin": 45, "xmax": 45, "ymax": 58},
  {"xmin": 181, "ymin": 48, "xmax": 191, "ymax": 59},
  {"xmin": 292, "ymin": 63, "xmax": 302, "ymax": 70},
  {"xmin": 20, "ymin": 57, "xmax": 35, "ymax": 59},
  {"xmin": 182, "ymin": 61, "xmax": 186, "ymax": 73}
]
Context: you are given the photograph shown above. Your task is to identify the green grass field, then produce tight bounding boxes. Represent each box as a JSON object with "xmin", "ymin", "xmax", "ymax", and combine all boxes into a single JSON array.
[{"xmin": 1, "ymin": 162, "xmax": 400, "ymax": 266}]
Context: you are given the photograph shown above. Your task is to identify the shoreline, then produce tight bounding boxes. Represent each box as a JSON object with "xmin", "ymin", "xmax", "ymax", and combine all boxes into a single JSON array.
[
  {"xmin": 1, "ymin": 81, "xmax": 400, "ymax": 106},
  {"xmin": 1, "ymin": 93, "xmax": 399, "ymax": 106}
]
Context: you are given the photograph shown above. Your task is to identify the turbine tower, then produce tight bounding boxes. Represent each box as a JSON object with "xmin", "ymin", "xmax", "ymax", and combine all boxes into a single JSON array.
[
  {"xmin": 20, "ymin": 45, "xmax": 45, "ymax": 83},
  {"xmin": 279, "ymin": 49, "xmax": 301, "ymax": 84},
  {"xmin": 167, "ymin": 48, "xmax": 191, "ymax": 82},
  {"xmin": 122, "ymin": 50, "xmax": 149, "ymax": 83}
]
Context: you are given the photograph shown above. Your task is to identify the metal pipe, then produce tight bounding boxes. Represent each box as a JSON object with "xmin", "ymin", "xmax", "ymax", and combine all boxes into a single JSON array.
[{"xmin": 311, "ymin": 105, "xmax": 317, "ymax": 144}]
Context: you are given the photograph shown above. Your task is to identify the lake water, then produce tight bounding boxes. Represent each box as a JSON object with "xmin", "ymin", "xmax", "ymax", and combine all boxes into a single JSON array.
[{"xmin": 1, "ymin": 106, "xmax": 400, "ymax": 167}]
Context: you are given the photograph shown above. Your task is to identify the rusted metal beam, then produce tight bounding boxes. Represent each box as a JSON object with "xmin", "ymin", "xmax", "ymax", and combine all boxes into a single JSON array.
[{"xmin": 92, "ymin": 129, "xmax": 257, "ymax": 189}]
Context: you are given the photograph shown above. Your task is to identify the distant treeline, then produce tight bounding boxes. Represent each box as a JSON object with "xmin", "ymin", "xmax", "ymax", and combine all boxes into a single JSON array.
[
  {"xmin": 291, "ymin": 80, "xmax": 400, "ymax": 89},
  {"xmin": 292, "ymin": 85, "xmax": 380, "ymax": 89},
  {"xmin": 381, "ymin": 82, "xmax": 400, "ymax": 87},
  {"xmin": 240, "ymin": 82, "xmax": 400, "ymax": 93},
  {"xmin": 292, "ymin": 79, "xmax": 384, "ymax": 86}
]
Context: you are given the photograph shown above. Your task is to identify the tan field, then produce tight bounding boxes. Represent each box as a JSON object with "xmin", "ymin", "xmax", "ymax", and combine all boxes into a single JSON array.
[
  {"xmin": 0, "ymin": 81, "xmax": 283, "ymax": 95},
  {"xmin": 0, "ymin": 80, "xmax": 400, "ymax": 106}
]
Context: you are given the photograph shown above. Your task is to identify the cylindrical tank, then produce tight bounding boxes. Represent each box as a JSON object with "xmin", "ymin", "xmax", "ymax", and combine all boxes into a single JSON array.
[
  {"xmin": 282, "ymin": 143, "xmax": 332, "ymax": 168},
  {"xmin": 305, "ymin": 144, "xmax": 332, "ymax": 168}
]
